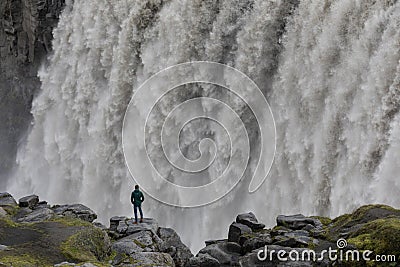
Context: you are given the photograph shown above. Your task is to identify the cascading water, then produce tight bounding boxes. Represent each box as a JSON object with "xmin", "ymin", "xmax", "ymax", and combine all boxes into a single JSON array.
[{"xmin": 8, "ymin": 0, "xmax": 400, "ymax": 252}]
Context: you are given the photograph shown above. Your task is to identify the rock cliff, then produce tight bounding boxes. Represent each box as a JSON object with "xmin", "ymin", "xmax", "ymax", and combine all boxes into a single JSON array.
[{"xmin": 0, "ymin": 0, "xmax": 65, "ymax": 180}]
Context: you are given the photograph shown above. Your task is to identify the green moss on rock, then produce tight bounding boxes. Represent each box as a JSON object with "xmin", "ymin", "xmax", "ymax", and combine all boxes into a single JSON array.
[
  {"xmin": 0, "ymin": 254, "xmax": 51, "ymax": 267},
  {"xmin": 348, "ymin": 218, "xmax": 400, "ymax": 257},
  {"xmin": 310, "ymin": 216, "xmax": 332, "ymax": 226},
  {"xmin": 61, "ymin": 227, "xmax": 111, "ymax": 262},
  {"xmin": 50, "ymin": 216, "xmax": 93, "ymax": 227}
]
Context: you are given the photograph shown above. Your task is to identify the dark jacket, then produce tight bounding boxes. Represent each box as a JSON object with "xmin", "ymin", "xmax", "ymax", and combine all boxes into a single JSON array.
[{"xmin": 131, "ymin": 189, "xmax": 144, "ymax": 206}]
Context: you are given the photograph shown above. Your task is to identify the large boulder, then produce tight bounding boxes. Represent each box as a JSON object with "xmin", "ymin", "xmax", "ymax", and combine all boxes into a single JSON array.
[
  {"xmin": 228, "ymin": 222, "xmax": 252, "ymax": 243},
  {"xmin": 111, "ymin": 235, "xmax": 145, "ymax": 256},
  {"xmin": 116, "ymin": 218, "xmax": 159, "ymax": 237},
  {"xmin": 110, "ymin": 216, "xmax": 128, "ymax": 232},
  {"xmin": 17, "ymin": 207, "xmax": 55, "ymax": 223},
  {"xmin": 236, "ymin": 212, "xmax": 265, "ymax": 231},
  {"xmin": 52, "ymin": 204, "xmax": 97, "ymax": 222},
  {"xmin": 0, "ymin": 192, "xmax": 17, "ymax": 207},
  {"xmin": 242, "ymin": 232, "xmax": 272, "ymax": 253},
  {"xmin": 18, "ymin": 195, "xmax": 39, "ymax": 208},
  {"xmin": 61, "ymin": 227, "xmax": 111, "ymax": 262},
  {"xmin": 277, "ymin": 214, "xmax": 322, "ymax": 230},
  {"xmin": 197, "ymin": 242, "xmax": 241, "ymax": 266},
  {"xmin": 187, "ymin": 253, "xmax": 220, "ymax": 267},
  {"xmin": 111, "ymin": 229, "xmax": 162, "ymax": 257},
  {"xmin": 117, "ymin": 252, "xmax": 175, "ymax": 266},
  {"xmin": 158, "ymin": 227, "xmax": 193, "ymax": 267}
]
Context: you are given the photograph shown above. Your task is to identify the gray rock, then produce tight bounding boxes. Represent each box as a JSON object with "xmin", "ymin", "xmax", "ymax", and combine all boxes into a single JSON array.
[
  {"xmin": 0, "ymin": 207, "xmax": 7, "ymax": 217},
  {"xmin": 228, "ymin": 222, "xmax": 252, "ymax": 243},
  {"xmin": 52, "ymin": 204, "xmax": 97, "ymax": 222},
  {"xmin": 17, "ymin": 207, "xmax": 54, "ymax": 223},
  {"xmin": 158, "ymin": 227, "xmax": 193, "ymax": 267},
  {"xmin": 110, "ymin": 216, "xmax": 128, "ymax": 231},
  {"xmin": 0, "ymin": 244, "xmax": 10, "ymax": 251},
  {"xmin": 0, "ymin": 192, "xmax": 17, "ymax": 207},
  {"xmin": 242, "ymin": 233, "xmax": 273, "ymax": 253},
  {"xmin": 111, "ymin": 235, "xmax": 144, "ymax": 255},
  {"xmin": 111, "ymin": 229, "xmax": 162, "ymax": 257},
  {"xmin": 18, "ymin": 194, "xmax": 39, "ymax": 208},
  {"xmin": 236, "ymin": 212, "xmax": 265, "ymax": 230},
  {"xmin": 35, "ymin": 201, "xmax": 50, "ymax": 209},
  {"xmin": 273, "ymin": 234, "xmax": 315, "ymax": 248},
  {"xmin": 187, "ymin": 253, "xmax": 220, "ymax": 267},
  {"xmin": 122, "ymin": 252, "xmax": 175, "ymax": 267},
  {"xmin": 204, "ymin": 239, "xmax": 226, "ymax": 246},
  {"xmin": 198, "ymin": 242, "xmax": 241, "ymax": 266},
  {"xmin": 116, "ymin": 217, "xmax": 159, "ymax": 237},
  {"xmin": 93, "ymin": 222, "xmax": 107, "ymax": 230},
  {"xmin": 277, "ymin": 214, "xmax": 322, "ymax": 230},
  {"xmin": 54, "ymin": 262, "xmax": 76, "ymax": 267},
  {"xmin": 0, "ymin": 0, "xmax": 66, "ymax": 177}
]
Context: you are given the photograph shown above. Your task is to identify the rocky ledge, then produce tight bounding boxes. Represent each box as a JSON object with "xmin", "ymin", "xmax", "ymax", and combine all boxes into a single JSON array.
[
  {"xmin": 1, "ymin": 192, "xmax": 399, "ymax": 267},
  {"xmin": 190, "ymin": 207, "xmax": 400, "ymax": 267},
  {"xmin": 0, "ymin": 192, "xmax": 192, "ymax": 267}
]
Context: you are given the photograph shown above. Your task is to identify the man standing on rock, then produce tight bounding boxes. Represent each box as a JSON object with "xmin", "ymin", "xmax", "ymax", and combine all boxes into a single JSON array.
[{"xmin": 131, "ymin": 185, "xmax": 144, "ymax": 224}]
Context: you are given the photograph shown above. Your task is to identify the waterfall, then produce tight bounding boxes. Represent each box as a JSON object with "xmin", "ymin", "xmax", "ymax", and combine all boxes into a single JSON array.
[{"xmin": 8, "ymin": 0, "xmax": 400, "ymax": 252}]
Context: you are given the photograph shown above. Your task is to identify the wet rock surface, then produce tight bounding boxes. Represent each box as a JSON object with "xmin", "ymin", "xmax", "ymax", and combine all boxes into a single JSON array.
[
  {"xmin": 0, "ymin": 193, "xmax": 399, "ymax": 267},
  {"xmin": 0, "ymin": 0, "xmax": 66, "ymax": 179},
  {"xmin": 188, "ymin": 205, "xmax": 400, "ymax": 267}
]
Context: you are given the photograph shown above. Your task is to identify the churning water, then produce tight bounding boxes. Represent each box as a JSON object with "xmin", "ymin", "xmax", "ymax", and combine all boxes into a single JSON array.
[{"xmin": 8, "ymin": 0, "xmax": 400, "ymax": 251}]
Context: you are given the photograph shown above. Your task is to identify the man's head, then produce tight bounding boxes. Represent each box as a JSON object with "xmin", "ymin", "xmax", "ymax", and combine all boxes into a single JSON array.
[{"xmin": 135, "ymin": 185, "xmax": 139, "ymax": 190}]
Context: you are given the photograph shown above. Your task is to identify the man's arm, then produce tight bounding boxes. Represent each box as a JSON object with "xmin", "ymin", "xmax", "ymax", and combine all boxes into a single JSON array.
[
  {"xmin": 140, "ymin": 192, "xmax": 144, "ymax": 202},
  {"xmin": 130, "ymin": 192, "xmax": 134, "ymax": 204}
]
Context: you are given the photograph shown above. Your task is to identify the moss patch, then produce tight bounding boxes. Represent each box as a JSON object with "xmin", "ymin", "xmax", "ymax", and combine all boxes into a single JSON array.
[
  {"xmin": 1, "ymin": 204, "xmax": 19, "ymax": 216},
  {"xmin": 61, "ymin": 227, "xmax": 110, "ymax": 262},
  {"xmin": 0, "ymin": 254, "xmax": 51, "ymax": 267},
  {"xmin": 348, "ymin": 217, "xmax": 400, "ymax": 257},
  {"xmin": 50, "ymin": 216, "xmax": 93, "ymax": 227},
  {"xmin": 310, "ymin": 216, "xmax": 332, "ymax": 226}
]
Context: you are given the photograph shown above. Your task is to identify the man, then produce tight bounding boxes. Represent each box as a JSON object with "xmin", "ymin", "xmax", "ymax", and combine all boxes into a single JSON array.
[{"xmin": 131, "ymin": 185, "xmax": 144, "ymax": 224}]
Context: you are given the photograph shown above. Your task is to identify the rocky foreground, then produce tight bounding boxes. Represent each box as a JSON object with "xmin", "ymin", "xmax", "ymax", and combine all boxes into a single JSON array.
[{"xmin": 0, "ymin": 193, "xmax": 399, "ymax": 267}]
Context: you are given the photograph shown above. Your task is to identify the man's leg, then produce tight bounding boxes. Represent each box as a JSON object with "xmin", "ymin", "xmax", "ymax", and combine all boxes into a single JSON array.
[
  {"xmin": 139, "ymin": 205, "xmax": 143, "ymax": 223},
  {"xmin": 133, "ymin": 205, "xmax": 138, "ymax": 223}
]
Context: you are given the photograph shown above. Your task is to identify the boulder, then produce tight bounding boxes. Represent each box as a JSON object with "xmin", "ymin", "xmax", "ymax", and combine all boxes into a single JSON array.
[
  {"xmin": 277, "ymin": 214, "xmax": 322, "ymax": 230},
  {"xmin": 18, "ymin": 195, "xmax": 39, "ymax": 208},
  {"xmin": 52, "ymin": 204, "xmax": 97, "ymax": 222},
  {"xmin": 228, "ymin": 222, "xmax": 252, "ymax": 243},
  {"xmin": 125, "ymin": 252, "xmax": 175, "ymax": 266},
  {"xmin": 242, "ymin": 233, "xmax": 272, "ymax": 253},
  {"xmin": 187, "ymin": 253, "xmax": 220, "ymax": 267},
  {"xmin": 17, "ymin": 207, "xmax": 55, "ymax": 223},
  {"xmin": 0, "ymin": 208, "xmax": 7, "ymax": 217},
  {"xmin": 110, "ymin": 216, "xmax": 128, "ymax": 232},
  {"xmin": 236, "ymin": 212, "xmax": 265, "ymax": 230},
  {"xmin": 158, "ymin": 227, "xmax": 193, "ymax": 266},
  {"xmin": 272, "ymin": 235, "xmax": 315, "ymax": 248},
  {"xmin": 198, "ymin": 242, "xmax": 241, "ymax": 266},
  {"xmin": 116, "ymin": 217, "xmax": 159, "ymax": 237},
  {"xmin": 204, "ymin": 239, "xmax": 226, "ymax": 246},
  {"xmin": 0, "ymin": 192, "xmax": 17, "ymax": 207},
  {"xmin": 111, "ymin": 235, "xmax": 144, "ymax": 255},
  {"xmin": 111, "ymin": 229, "xmax": 162, "ymax": 256}
]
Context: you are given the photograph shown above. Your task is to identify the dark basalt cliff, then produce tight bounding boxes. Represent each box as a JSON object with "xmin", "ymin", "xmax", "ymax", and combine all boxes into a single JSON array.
[{"xmin": 0, "ymin": 0, "xmax": 65, "ymax": 181}]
